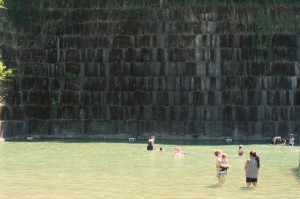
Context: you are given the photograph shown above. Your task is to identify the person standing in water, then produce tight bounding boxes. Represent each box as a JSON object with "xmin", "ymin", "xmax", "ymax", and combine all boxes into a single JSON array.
[
  {"xmin": 147, "ymin": 135, "xmax": 156, "ymax": 151},
  {"xmin": 238, "ymin": 145, "xmax": 244, "ymax": 156},
  {"xmin": 244, "ymin": 151, "xmax": 260, "ymax": 187},
  {"xmin": 214, "ymin": 150, "xmax": 229, "ymax": 185}
]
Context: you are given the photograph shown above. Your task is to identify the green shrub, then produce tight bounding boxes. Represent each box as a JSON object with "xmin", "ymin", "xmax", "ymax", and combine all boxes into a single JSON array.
[{"xmin": 0, "ymin": 61, "xmax": 15, "ymax": 82}]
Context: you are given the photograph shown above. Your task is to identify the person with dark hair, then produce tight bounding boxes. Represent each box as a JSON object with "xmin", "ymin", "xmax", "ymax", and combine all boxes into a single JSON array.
[
  {"xmin": 146, "ymin": 135, "xmax": 156, "ymax": 151},
  {"xmin": 272, "ymin": 136, "xmax": 281, "ymax": 145},
  {"xmin": 238, "ymin": 145, "xmax": 244, "ymax": 156},
  {"xmin": 244, "ymin": 151, "xmax": 260, "ymax": 187}
]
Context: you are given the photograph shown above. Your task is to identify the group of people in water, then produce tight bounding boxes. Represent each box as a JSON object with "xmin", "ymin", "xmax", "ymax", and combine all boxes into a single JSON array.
[
  {"xmin": 214, "ymin": 146, "xmax": 260, "ymax": 187},
  {"xmin": 147, "ymin": 135, "xmax": 185, "ymax": 156},
  {"xmin": 146, "ymin": 135, "xmax": 262, "ymax": 187},
  {"xmin": 272, "ymin": 134, "xmax": 295, "ymax": 146}
]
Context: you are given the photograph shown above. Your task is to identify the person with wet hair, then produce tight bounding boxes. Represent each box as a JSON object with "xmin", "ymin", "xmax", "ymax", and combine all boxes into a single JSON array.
[
  {"xmin": 244, "ymin": 151, "xmax": 260, "ymax": 187},
  {"xmin": 238, "ymin": 145, "xmax": 244, "ymax": 156}
]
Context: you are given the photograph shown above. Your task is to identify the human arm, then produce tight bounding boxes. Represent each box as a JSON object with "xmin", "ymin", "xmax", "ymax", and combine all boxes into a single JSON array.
[
  {"xmin": 220, "ymin": 162, "xmax": 229, "ymax": 168},
  {"xmin": 244, "ymin": 160, "xmax": 250, "ymax": 170},
  {"xmin": 216, "ymin": 157, "xmax": 222, "ymax": 168},
  {"xmin": 151, "ymin": 139, "xmax": 156, "ymax": 150}
]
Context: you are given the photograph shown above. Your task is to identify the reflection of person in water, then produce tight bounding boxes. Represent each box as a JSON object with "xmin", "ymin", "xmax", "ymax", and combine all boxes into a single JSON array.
[{"xmin": 147, "ymin": 135, "xmax": 156, "ymax": 151}]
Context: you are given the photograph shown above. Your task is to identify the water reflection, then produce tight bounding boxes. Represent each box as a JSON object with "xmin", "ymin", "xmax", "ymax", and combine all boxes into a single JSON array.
[{"xmin": 290, "ymin": 167, "xmax": 300, "ymax": 182}]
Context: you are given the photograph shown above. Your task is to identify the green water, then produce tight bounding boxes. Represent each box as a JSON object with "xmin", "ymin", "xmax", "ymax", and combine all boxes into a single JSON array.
[{"xmin": 0, "ymin": 141, "xmax": 299, "ymax": 199}]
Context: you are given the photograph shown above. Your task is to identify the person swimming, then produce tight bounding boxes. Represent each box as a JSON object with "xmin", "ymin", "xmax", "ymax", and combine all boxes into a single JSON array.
[
  {"xmin": 173, "ymin": 146, "xmax": 184, "ymax": 156},
  {"xmin": 238, "ymin": 145, "xmax": 244, "ymax": 156}
]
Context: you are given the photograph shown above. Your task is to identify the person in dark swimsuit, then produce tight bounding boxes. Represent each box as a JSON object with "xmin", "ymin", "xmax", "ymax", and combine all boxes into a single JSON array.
[{"xmin": 147, "ymin": 135, "xmax": 156, "ymax": 150}]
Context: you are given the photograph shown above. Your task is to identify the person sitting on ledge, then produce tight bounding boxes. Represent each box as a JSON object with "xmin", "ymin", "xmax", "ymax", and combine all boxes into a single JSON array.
[
  {"xmin": 271, "ymin": 136, "xmax": 281, "ymax": 145},
  {"xmin": 0, "ymin": 137, "xmax": 5, "ymax": 143},
  {"xmin": 288, "ymin": 134, "xmax": 294, "ymax": 146},
  {"xmin": 281, "ymin": 138, "xmax": 286, "ymax": 146}
]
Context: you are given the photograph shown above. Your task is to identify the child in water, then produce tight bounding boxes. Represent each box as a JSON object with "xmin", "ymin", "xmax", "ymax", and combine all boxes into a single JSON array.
[
  {"xmin": 238, "ymin": 145, "xmax": 244, "ymax": 156},
  {"xmin": 220, "ymin": 153, "xmax": 230, "ymax": 174},
  {"xmin": 173, "ymin": 146, "xmax": 184, "ymax": 156}
]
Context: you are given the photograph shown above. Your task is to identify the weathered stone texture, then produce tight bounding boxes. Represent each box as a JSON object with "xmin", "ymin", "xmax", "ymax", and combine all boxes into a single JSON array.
[{"xmin": 1, "ymin": 2, "xmax": 299, "ymax": 140}]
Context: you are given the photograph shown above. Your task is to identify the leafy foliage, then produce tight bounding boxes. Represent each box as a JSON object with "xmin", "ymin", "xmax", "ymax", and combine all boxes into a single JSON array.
[
  {"xmin": 0, "ymin": 61, "xmax": 15, "ymax": 82},
  {"xmin": 50, "ymin": 98, "xmax": 59, "ymax": 109}
]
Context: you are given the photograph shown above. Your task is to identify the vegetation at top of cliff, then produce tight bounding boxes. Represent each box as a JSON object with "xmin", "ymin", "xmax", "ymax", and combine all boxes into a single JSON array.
[
  {"xmin": 2, "ymin": 0, "xmax": 44, "ymax": 28},
  {"xmin": 158, "ymin": 0, "xmax": 300, "ymax": 7},
  {"xmin": 0, "ymin": 0, "xmax": 299, "ymax": 34}
]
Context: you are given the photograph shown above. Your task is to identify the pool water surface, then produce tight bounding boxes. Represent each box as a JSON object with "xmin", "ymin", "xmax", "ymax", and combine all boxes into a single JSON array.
[{"xmin": 0, "ymin": 141, "xmax": 299, "ymax": 199}]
